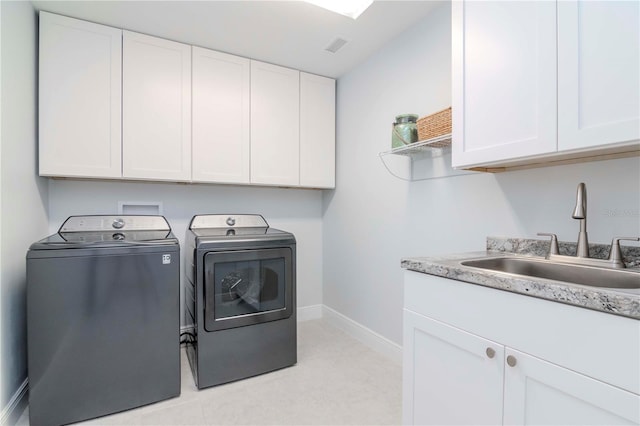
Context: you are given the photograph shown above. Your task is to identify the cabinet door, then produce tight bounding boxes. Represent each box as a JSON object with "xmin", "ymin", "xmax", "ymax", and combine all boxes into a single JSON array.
[
  {"xmin": 122, "ymin": 31, "xmax": 191, "ymax": 181},
  {"xmin": 300, "ymin": 73, "xmax": 335, "ymax": 188},
  {"xmin": 558, "ymin": 1, "xmax": 640, "ymax": 151},
  {"xmin": 452, "ymin": 1, "xmax": 557, "ymax": 168},
  {"xmin": 39, "ymin": 12, "xmax": 122, "ymax": 178},
  {"xmin": 250, "ymin": 60, "xmax": 300, "ymax": 186},
  {"xmin": 192, "ymin": 48, "xmax": 250, "ymax": 184},
  {"xmin": 403, "ymin": 310, "xmax": 504, "ymax": 425},
  {"xmin": 503, "ymin": 348, "xmax": 640, "ymax": 425}
]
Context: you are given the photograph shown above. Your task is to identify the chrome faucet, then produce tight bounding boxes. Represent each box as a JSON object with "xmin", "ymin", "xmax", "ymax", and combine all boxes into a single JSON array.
[
  {"xmin": 537, "ymin": 182, "xmax": 639, "ymax": 269},
  {"xmin": 572, "ymin": 182, "xmax": 589, "ymax": 258}
]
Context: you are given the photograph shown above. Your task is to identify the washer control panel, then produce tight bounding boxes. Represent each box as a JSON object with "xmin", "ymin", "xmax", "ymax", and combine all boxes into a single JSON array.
[
  {"xmin": 59, "ymin": 215, "xmax": 170, "ymax": 233},
  {"xmin": 190, "ymin": 214, "xmax": 268, "ymax": 230}
]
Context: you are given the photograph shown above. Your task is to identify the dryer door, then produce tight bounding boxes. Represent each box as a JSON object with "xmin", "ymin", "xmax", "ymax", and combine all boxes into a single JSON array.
[{"xmin": 203, "ymin": 248, "xmax": 293, "ymax": 331}]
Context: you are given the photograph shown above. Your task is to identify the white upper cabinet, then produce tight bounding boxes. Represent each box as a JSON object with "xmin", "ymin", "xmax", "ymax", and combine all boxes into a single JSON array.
[
  {"xmin": 122, "ymin": 31, "xmax": 191, "ymax": 181},
  {"xmin": 300, "ymin": 73, "xmax": 336, "ymax": 188},
  {"xmin": 39, "ymin": 12, "xmax": 122, "ymax": 178},
  {"xmin": 557, "ymin": 0, "xmax": 640, "ymax": 151},
  {"xmin": 452, "ymin": 0, "xmax": 640, "ymax": 170},
  {"xmin": 250, "ymin": 60, "xmax": 300, "ymax": 186},
  {"xmin": 192, "ymin": 47, "xmax": 250, "ymax": 184},
  {"xmin": 39, "ymin": 14, "xmax": 336, "ymax": 188},
  {"xmin": 452, "ymin": 1, "xmax": 557, "ymax": 168}
]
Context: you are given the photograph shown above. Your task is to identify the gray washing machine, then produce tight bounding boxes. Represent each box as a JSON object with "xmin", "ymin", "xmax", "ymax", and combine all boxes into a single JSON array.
[
  {"xmin": 26, "ymin": 215, "xmax": 180, "ymax": 426},
  {"xmin": 184, "ymin": 214, "xmax": 297, "ymax": 389}
]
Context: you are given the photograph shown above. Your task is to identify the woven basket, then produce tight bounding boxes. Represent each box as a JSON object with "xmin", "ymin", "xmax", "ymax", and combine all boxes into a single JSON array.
[{"xmin": 417, "ymin": 107, "xmax": 452, "ymax": 141}]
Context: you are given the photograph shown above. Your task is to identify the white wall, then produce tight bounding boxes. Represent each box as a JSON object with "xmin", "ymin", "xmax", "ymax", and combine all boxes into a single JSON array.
[
  {"xmin": 323, "ymin": 3, "xmax": 640, "ymax": 345},
  {"xmin": 48, "ymin": 180, "xmax": 324, "ymax": 326},
  {"xmin": 1, "ymin": 0, "xmax": 49, "ymax": 412}
]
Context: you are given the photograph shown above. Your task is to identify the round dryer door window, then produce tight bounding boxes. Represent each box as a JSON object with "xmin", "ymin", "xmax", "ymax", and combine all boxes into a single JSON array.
[{"xmin": 203, "ymin": 248, "xmax": 293, "ymax": 331}]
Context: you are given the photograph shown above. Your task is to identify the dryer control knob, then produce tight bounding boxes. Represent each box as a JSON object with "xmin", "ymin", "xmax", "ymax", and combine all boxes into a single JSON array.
[
  {"xmin": 226, "ymin": 217, "xmax": 236, "ymax": 227},
  {"xmin": 112, "ymin": 218, "xmax": 125, "ymax": 229}
]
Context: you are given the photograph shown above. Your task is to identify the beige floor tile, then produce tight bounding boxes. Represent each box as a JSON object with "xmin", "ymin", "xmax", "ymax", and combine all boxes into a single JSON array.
[
  {"xmin": 140, "ymin": 399, "xmax": 206, "ymax": 425},
  {"xmin": 14, "ymin": 319, "xmax": 402, "ymax": 426},
  {"xmin": 73, "ymin": 408, "xmax": 143, "ymax": 425}
]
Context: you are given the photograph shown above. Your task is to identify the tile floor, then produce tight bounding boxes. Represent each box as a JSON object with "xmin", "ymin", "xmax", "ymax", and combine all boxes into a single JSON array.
[{"xmin": 16, "ymin": 319, "xmax": 402, "ymax": 425}]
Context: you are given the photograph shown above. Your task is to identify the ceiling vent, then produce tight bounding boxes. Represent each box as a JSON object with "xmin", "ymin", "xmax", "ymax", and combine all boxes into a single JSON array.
[{"xmin": 325, "ymin": 37, "xmax": 348, "ymax": 53}]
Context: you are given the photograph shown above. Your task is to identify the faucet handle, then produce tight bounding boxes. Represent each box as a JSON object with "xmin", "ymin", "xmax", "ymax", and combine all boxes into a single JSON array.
[
  {"xmin": 538, "ymin": 233, "xmax": 559, "ymax": 257},
  {"xmin": 608, "ymin": 237, "xmax": 640, "ymax": 268}
]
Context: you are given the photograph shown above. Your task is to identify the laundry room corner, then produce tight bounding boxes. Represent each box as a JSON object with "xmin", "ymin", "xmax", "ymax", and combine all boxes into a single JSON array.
[
  {"xmin": 4, "ymin": 0, "xmax": 639, "ymax": 424},
  {"xmin": 1, "ymin": 1, "xmax": 49, "ymax": 423}
]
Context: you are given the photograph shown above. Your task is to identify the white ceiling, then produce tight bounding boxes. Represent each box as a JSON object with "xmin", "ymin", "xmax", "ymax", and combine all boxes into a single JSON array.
[{"xmin": 30, "ymin": 0, "xmax": 443, "ymax": 78}]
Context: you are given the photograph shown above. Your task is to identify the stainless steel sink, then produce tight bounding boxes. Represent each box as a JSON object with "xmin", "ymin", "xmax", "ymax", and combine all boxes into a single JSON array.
[{"xmin": 460, "ymin": 257, "xmax": 640, "ymax": 289}]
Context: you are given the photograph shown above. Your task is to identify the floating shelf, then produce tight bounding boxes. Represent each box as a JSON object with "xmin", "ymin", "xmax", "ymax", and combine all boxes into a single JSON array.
[
  {"xmin": 379, "ymin": 133, "xmax": 476, "ymax": 181},
  {"xmin": 379, "ymin": 134, "xmax": 452, "ymax": 158}
]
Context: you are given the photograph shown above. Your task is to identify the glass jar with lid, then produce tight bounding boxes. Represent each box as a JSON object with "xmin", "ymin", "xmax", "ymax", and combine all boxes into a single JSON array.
[{"xmin": 391, "ymin": 114, "xmax": 419, "ymax": 148}]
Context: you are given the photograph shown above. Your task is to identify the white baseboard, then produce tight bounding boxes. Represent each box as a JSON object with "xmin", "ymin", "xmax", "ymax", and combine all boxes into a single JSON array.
[
  {"xmin": 322, "ymin": 305, "xmax": 402, "ymax": 365},
  {"xmin": 297, "ymin": 304, "xmax": 323, "ymax": 322},
  {"xmin": 1, "ymin": 378, "xmax": 28, "ymax": 426},
  {"xmin": 179, "ymin": 305, "xmax": 401, "ymax": 364}
]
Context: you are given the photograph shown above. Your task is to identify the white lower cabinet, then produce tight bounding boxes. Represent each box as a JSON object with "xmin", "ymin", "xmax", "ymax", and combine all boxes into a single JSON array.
[
  {"xmin": 403, "ymin": 312, "xmax": 504, "ymax": 425},
  {"xmin": 403, "ymin": 271, "xmax": 640, "ymax": 425},
  {"xmin": 503, "ymin": 348, "xmax": 639, "ymax": 425}
]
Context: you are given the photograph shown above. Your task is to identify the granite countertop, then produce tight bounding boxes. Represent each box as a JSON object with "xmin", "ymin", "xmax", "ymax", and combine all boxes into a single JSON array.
[{"xmin": 401, "ymin": 237, "xmax": 640, "ymax": 320}]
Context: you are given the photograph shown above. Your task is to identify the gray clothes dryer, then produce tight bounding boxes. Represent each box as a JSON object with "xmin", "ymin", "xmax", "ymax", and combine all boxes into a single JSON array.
[
  {"xmin": 185, "ymin": 214, "xmax": 297, "ymax": 389},
  {"xmin": 26, "ymin": 215, "xmax": 180, "ymax": 426}
]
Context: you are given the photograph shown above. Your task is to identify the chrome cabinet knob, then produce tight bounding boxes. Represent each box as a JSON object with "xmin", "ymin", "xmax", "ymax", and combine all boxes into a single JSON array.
[
  {"xmin": 506, "ymin": 355, "xmax": 517, "ymax": 367},
  {"xmin": 486, "ymin": 347, "xmax": 496, "ymax": 359}
]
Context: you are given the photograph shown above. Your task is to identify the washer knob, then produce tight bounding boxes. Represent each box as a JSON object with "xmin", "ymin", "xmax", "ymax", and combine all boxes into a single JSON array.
[
  {"xmin": 226, "ymin": 217, "xmax": 236, "ymax": 227},
  {"xmin": 112, "ymin": 218, "xmax": 125, "ymax": 229}
]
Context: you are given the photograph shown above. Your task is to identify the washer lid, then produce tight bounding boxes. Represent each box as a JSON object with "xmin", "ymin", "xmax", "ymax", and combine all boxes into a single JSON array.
[
  {"xmin": 29, "ymin": 215, "xmax": 177, "ymax": 250},
  {"xmin": 30, "ymin": 231, "xmax": 178, "ymax": 250}
]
